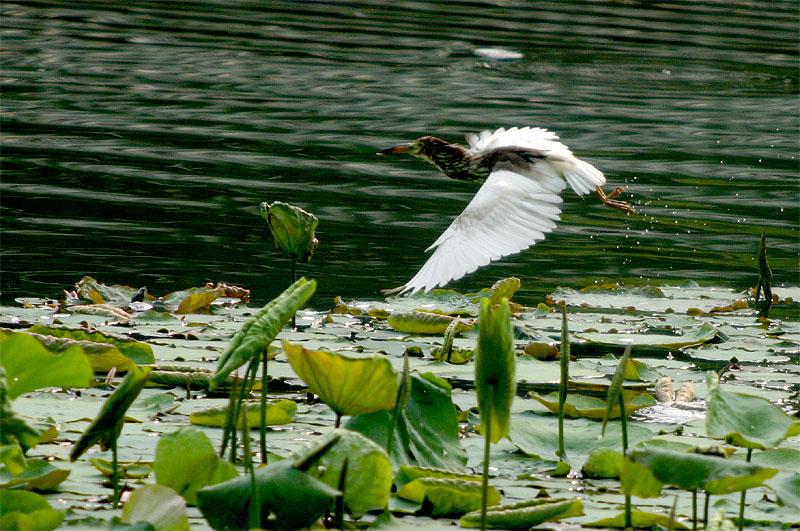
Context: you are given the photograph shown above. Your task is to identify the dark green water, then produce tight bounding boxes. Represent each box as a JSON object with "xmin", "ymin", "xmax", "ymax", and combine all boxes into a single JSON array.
[{"xmin": 2, "ymin": 0, "xmax": 798, "ymax": 306}]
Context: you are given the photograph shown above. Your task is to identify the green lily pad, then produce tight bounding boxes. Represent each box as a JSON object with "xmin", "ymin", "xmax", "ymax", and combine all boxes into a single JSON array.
[
  {"xmin": 0, "ymin": 332, "xmax": 93, "ymax": 399},
  {"xmin": 0, "ymin": 490, "xmax": 64, "ymax": 531},
  {"xmin": 0, "ymin": 459, "xmax": 70, "ymax": 490},
  {"xmin": 388, "ymin": 310, "xmax": 474, "ymax": 335},
  {"xmin": 153, "ymin": 427, "xmax": 238, "ymax": 505},
  {"xmin": 706, "ymin": 371, "xmax": 800, "ymax": 450},
  {"xmin": 582, "ymin": 447, "xmax": 624, "ymax": 478},
  {"xmin": 397, "ymin": 477, "xmax": 499, "ymax": 517},
  {"xmin": 529, "ymin": 391, "xmax": 656, "ymax": 419},
  {"xmin": 347, "ymin": 372, "xmax": 467, "ymax": 471},
  {"xmin": 584, "ymin": 509, "xmax": 689, "ymax": 529},
  {"xmin": 26, "ymin": 324, "xmax": 154, "ymax": 366},
  {"xmin": 121, "ymin": 484, "xmax": 190, "ymax": 530},
  {"xmin": 575, "ymin": 323, "xmax": 718, "ymax": 348},
  {"xmin": 189, "ymin": 399, "xmax": 296, "ymax": 428},
  {"xmin": 460, "ymin": 498, "xmax": 584, "ymax": 529},
  {"xmin": 283, "ymin": 341, "xmax": 398, "ymax": 418}
]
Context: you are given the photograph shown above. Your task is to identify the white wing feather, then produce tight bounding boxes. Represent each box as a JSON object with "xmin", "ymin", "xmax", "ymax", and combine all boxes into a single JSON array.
[{"xmin": 401, "ymin": 168, "xmax": 565, "ymax": 294}]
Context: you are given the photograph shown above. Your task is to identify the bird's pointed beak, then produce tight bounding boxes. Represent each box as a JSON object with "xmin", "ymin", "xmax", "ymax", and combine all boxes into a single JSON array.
[{"xmin": 377, "ymin": 144, "xmax": 412, "ymax": 155}]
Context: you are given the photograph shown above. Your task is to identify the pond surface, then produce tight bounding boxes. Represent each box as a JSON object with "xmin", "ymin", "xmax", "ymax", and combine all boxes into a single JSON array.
[{"xmin": 2, "ymin": 0, "xmax": 798, "ymax": 306}]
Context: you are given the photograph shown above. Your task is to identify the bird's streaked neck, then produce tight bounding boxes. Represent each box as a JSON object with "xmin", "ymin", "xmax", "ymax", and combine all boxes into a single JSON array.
[{"xmin": 416, "ymin": 137, "xmax": 483, "ymax": 181}]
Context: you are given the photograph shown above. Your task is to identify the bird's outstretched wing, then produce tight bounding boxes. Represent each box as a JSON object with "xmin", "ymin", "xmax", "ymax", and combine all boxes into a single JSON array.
[
  {"xmin": 466, "ymin": 127, "xmax": 606, "ymax": 195},
  {"xmin": 400, "ymin": 167, "xmax": 565, "ymax": 295}
]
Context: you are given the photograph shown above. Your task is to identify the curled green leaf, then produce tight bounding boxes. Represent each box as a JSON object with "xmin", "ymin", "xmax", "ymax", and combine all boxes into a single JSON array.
[{"xmin": 260, "ymin": 201, "xmax": 319, "ymax": 262}]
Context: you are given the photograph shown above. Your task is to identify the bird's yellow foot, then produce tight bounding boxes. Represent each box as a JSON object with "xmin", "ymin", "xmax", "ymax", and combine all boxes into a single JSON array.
[{"xmin": 596, "ymin": 186, "xmax": 636, "ymax": 214}]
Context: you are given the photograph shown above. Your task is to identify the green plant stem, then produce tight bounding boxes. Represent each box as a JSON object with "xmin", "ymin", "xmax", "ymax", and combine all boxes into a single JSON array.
[
  {"xmin": 619, "ymin": 388, "xmax": 631, "ymax": 529},
  {"xmin": 290, "ymin": 256, "xmax": 297, "ymax": 328},
  {"xmin": 480, "ymin": 404, "xmax": 492, "ymax": 531},
  {"xmin": 335, "ymin": 411, "xmax": 342, "ymax": 428},
  {"xmin": 220, "ymin": 374, "xmax": 238, "ymax": 457},
  {"xmin": 242, "ymin": 408, "xmax": 259, "ymax": 530},
  {"xmin": 111, "ymin": 435, "xmax": 120, "ymax": 509},
  {"xmin": 704, "ymin": 492, "xmax": 710, "ymax": 524},
  {"xmin": 739, "ymin": 448, "xmax": 753, "ymax": 531},
  {"xmin": 692, "ymin": 489, "xmax": 697, "ymax": 531},
  {"xmin": 333, "ymin": 457, "xmax": 348, "ymax": 530},
  {"xmin": 260, "ymin": 352, "xmax": 268, "ymax": 464},
  {"xmin": 558, "ymin": 305, "xmax": 569, "ymax": 461}
]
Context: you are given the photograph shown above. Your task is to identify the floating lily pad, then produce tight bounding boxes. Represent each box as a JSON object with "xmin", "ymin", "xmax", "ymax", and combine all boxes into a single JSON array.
[
  {"xmin": 189, "ymin": 399, "xmax": 296, "ymax": 428},
  {"xmin": 460, "ymin": 498, "xmax": 584, "ymax": 529},
  {"xmin": 397, "ymin": 477, "xmax": 499, "ymax": 517},
  {"xmin": 121, "ymin": 484, "xmax": 190, "ymax": 530},
  {"xmin": 529, "ymin": 392, "xmax": 656, "ymax": 419}
]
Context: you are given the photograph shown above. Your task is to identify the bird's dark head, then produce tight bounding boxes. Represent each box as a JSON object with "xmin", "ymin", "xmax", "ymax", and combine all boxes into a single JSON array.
[{"xmin": 377, "ymin": 136, "xmax": 449, "ymax": 158}]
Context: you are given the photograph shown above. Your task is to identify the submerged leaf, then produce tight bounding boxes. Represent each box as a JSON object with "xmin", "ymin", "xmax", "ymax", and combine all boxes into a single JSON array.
[
  {"xmin": 706, "ymin": 371, "xmax": 800, "ymax": 450},
  {"xmin": 284, "ymin": 341, "xmax": 397, "ymax": 417},
  {"xmin": 460, "ymin": 498, "xmax": 583, "ymax": 529},
  {"xmin": 209, "ymin": 278, "xmax": 316, "ymax": 390},
  {"xmin": 475, "ymin": 298, "xmax": 516, "ymax": 443}
]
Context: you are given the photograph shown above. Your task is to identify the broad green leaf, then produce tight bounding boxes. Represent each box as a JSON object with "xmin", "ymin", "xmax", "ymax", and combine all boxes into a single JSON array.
[
  {"xmin": 260, "ymin": 201, "xmax": 319, "ymax": 262},
  {"xmin": 460, "ymin": 498, "xmax": 583, "ymax": 529},
  {"xmin": 347, "ymin": 372, "xmax": 467, "ymax": 471},
  {"xmin": 394, "ymin": 465, "xmax": 480, "ymax": 491},
  {"xmin": 475, "ymin": 298, "xmax": 515, "ymax": 443},
  {"xmin": 292, "ymin": 428, "xmax": 392, "ymax": 518},
  {"xmin": 197, "ymin": 460, "xmax": 338, "ymax": 530},
  {"xmin": 0, "ymin": 490, "xmax": 64, "ymax": 531},
  {"xmin": 0, "ymin": 370, "xmax": 41, "ymax": 450},
  {"xmin": 189, "ymin": 399, "xmax": 296, "ymax": 428},
  {"xmin": 121, "ymin": 485, "xmax": 190, "ymax": 530},
  {"xmin": 0, "ymin": 459, "xmax": 70, "ymax": 490},
  {"xmin": 0, "ymin": 332, "xmax": 93, "ymax": 399},
  {"xmin": 582, "ymin": 447, "xmax": 624, "ymax": 478},
  {"xmin": 397, "ymin": 477, "xmax": 499, "ymax": 517},
  {"xmin": 26, "ymin": 324, "xmax": 154, "ymax": 365},
  {"xmin": 706, "ymin": 371, "xmax": 800, "ymax": 450},
  {"xmin": 90, "ymin": 457, "xmax": 151, "ymax": 479},
  {"xmin": 620, "ymin": 457, "xmax": 664, "ymax": 498},
  {"xmin": 509, "ymin": 420, "xmax": 653, "ymax": 467},
  {"xmin": 630, "ymin": 447, "xmax": 779, "ymax": 494},
  {"xmin": 0, "ymin": 443, "xmax": 26, "ymax": 475},
  {"xmin": 153, "ymin": 427, "xmax": 238, "ymax": 505},
  {"xmin": 18, "ymin": 330, "xmax": 136, "ymax": 373},
  {"xmin": 584, "ymin": 509, "xmax": 688, "ymax": 529},
  {"xmin": 74, "ymin": 276, "xmax": 142, "ymax": 306},
  {"xmin": 766, "ymin": 473, "xmax": 800, "ymax": 509},
  {"xmin": 530, "ymin": 391, "xmax": 655, "ymax": 420},
  {"xmin": 622, "ymin": 357, "xmax": 660, "ymax": 382},
  {"xmin": 209, "ymin": 278, "xmax": 316, "ymax": 390},
  {"xmin": 575, "ymin": 323, "xmax": 718, "ymax": 348},
  {"xmin": 752, "ymin": 448, "xmax": 800, "ymax": 474},
  {"xmin": 283, "ymin": 342, "xmax": 397, "ymax": 417},
  {"xmin": 69, "ymin": 365, "xmax": 152, "ymax": 461},
  {"xmin": 388, "ymin": 310, "xmax": 474, "ymax": 334}
]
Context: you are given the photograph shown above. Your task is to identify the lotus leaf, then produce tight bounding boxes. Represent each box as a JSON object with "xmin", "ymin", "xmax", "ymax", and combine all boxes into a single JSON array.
[
  {"xmin": 460, "ymin": 498, "xmax": 584, "ymax": 529},
  {"xmin": 766, "ymin": 473, "xmax": 800, "ymax": 509},
  {"xmin": 0, "ymin": 332, "xmax": 93, "ymax": 399},
  {"xmin": 0, "ymin": 490, "xmax": 64, "ymax": 531},
  {"xmin": 576, "ymin": 323, "xmax": 718, "ymax": 348},
  {"xmin": 530, "ymin": 391, "xmax": 656, "ymax": 420},
  {"xmin": 260, "ymin": 201, "xmax": 319, "ymax": 262},
  {"xmin": 582, "ymin": 447, "xmax": 624, "ymax": 478},
  {"xmin": 0, "ymin": 458, "xmax": 70, "ymax": 490},
  {"xmin": 74, "ymin": 276, "xmax": 143, "ymax": 306},
  {"xmin": 209, "ymin": 277, "xmax": 316, "ymax": 390},
  {"xmin": 388, "ymin": 310, "xmax": 474, "ymax": 334},
  {"xmin": 475, "ymin": 298, "xmax": 515, "ymax": 443},
  {"xmin": 620, "ymin": 457, "xmax": 664, "ymax": 498},
  {"xmin": 347, "ymin": 372, "xmax": 467, "ymax": 470},
  {"xmin": 283, "ymin": 341, "xmax": 397, "ymax": 418},
  {"xmin": 153, "ymin": 427, "xmax": 238, "ymax": 505},
  {"xmin": 629, "ymin": 448, "xmax": 779, "ymax": 494},
  {"xmin": 189, "ymin": 399, "xmax": 296, "ymax": 428},
  {"xmin": 17, "ymin": 330, "xmax": 136, "ymax": 373},
  {"xmin": 706, "ymin": 371, "xmax": 800, "ymax": 450},
  {"xmin": 292, "ymin": 428, "xmax": 392, "ymax": 518},
  {"xmin": 0, "ymin": 443, "xmax": 26, "ymax": 475},
  {"xmin": 394, "ymin": 465, "xmax": 480, "ymax": 490},
  {"xmin": 584, "ymin": 509, "xmax": 689, "ymax": 529},
  {"xmin": 26, "ymin": 324, "xmax": 154, "ymax": 365},
  {"xmin": 397, "ymin": 477, "xmax": 500, "ymax": 517},
  {"xmin": 196, "ymin": 459, "xmax": 339, "ymax": 530},
  {"xmin": 121, "ymin": 484, "xmax": 190, "ymax": 530},
  {"xmin": 90, "ymin": 457, "xmax": 152, "ymax": 479}
]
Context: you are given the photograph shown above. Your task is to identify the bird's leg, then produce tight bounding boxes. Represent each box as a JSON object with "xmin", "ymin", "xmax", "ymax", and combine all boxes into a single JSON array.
[{"xmin": 595, "ymin": 186, "xmax": 636, "ymax": 214}]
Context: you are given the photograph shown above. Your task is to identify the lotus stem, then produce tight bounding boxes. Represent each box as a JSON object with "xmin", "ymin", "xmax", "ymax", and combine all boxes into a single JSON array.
[
  {"xmin": 111, "ymin": 435, "xmax": 120, "ymax": 509},
  {"xmin": 260, "ymin": 351, "xmax": 268, "ymax": 464},
  {"xmin": 619, "ymin": 386, "xmax": 631, "ymax": 529},
  {"xmin": 220, "ymin": 374, "xmax": 238, "ymax": 457},
  {"xmin": 333, "ymin": 457, "xmax": 348, "ymax": 530},
  {"xmin": 480, "ymin": 404, "xmax": 491, "ymax": 531},
  {"xmin": 692, "ymin": 489, "xmax": 697, "ymax": 531},
  {"xmin": 291, "ymin": 256, "xmax": 297, "ymax": 327},
  {"xmin": 243, "ymin": 408, "xmax": 259, "ymax": 529},
  {"xmin": 335, "ymin": 411, "xmax": 342, "ymax": 428},
  {"xmin": 558, "ymin": 304, "xmax": 569, "ymax": 461},
  {"xmin": 704, "ymin": 492, "xmax": 710, "ymax": 524},
  {"xmin": 738, "ymin": 448, "xmax": 752, "ymax": 531}
]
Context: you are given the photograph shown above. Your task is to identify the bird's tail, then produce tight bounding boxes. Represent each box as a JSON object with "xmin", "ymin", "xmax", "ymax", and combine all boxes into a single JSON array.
[{"xmin": 558, "ymin": 158, "xmax": 606, "ymax": 196}]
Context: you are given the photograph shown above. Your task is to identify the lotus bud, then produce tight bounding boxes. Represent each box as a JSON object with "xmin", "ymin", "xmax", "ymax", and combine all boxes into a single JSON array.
[{"xmin": 260, "ymin": 201, "xmax": 319, "ymax": 262}]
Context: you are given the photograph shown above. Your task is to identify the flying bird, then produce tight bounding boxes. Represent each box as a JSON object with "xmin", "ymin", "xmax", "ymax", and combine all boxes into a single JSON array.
[{"xmin": 379, "ymin": 127, "xmax": 635, "ymax": 295}]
